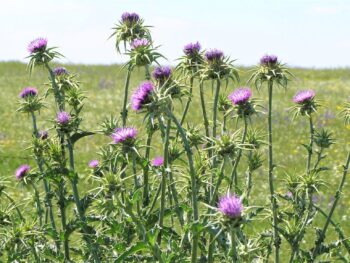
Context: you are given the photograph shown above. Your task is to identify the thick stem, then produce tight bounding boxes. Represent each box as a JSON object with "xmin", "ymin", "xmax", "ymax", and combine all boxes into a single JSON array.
[
  {"xmin": 143, "ymin": 129, "xmax": 153, "ymax": 206},
  {"xmin": 45, "ymin": 63, "xmax": 64, "ymax": 111},
  {"xmin": 267, "ymin": 80, "xmax": 280, "ymax": 262},
  {"xmin": 229, "ymin": 117, "xmax": 248, "ymax": 190},
  {"xmin": 58, "ymin": 180, "xmax": 70, "ymax": 261},
  {"xmin": 165, "ymin": 108, "xmax": 199, "ymax": 263},
  {"xmin": 180, "ymin": 77, "xmax": 194, "ymax": 126},
  {"xmin": 121, "ymin": 68, "xmax": 132, "ymax": 126},
  {"xmin": 31, "ymin": 183, "xmax": 43, "ymax": 227},
  {"xmin": 306, "ymin": 116, "xmax": 314, "ymax": 174},
  {"xmin": 312, "ymin": 151, "xmax": 350, "ymax": 259},
  {"xmin": 199, "ymin": 82, "xmax": 210, "ymax": 139},
  {"xmin": 230, "ymin": 227, "xmax": 238, "ymax": 262}
]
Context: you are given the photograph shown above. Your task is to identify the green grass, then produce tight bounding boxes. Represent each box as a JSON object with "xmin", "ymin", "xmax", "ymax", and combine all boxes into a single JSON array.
[{"xmin": 1, "ymin": 61, "xmax": 350, "ymax": 259}]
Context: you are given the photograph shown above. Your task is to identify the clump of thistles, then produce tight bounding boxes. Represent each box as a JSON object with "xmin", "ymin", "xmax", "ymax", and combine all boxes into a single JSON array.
[
  {"xmin": 205, "ymin": 49, "xmax": 224, "ymax": 62},
  {"xmin": 183, "ymin": 42, "xmax": 201, "ymax": 56},
  {"xmin": 89, "ymin": 160, "xmax": 99, "ymax": 169},
  {"xmin": 131, "ymin": 81, "xmax": 154, "ymax": 111},
  {"xmin": 218, "ymin": 194, "xmax": 243, "ymax": 219},
  {"xmin": 152, "ymin": 66, "xmax": 171, "ymax": 81},
  {"xmin": 15, "ymin": 164, "xmax": 30, "ymax": 180},
  {"xmin": 56, "ymin": 111, "xmax": 71, "ymax": 125},
  {"xmin": 260, "ymin": 54, "xmax": 278, "ymax": 66},
  {"xmin": 111, "ymin": 127, "xmax": 137, "ymax": 144},
  {"xmin": 19, "ymin": 87, "xmax": 38, "ymax": 98},
  {"xmin": 293, "ymin": 90, "xmax": 315, "ymax": 104},
  {"xmin": 152, "ymin": 156, "xmax": 164, "ymax": 167},
  {"xmin": 121, "ymin": 12, "xmax": 140, "ymax": 24},
  {"xmin": 131, "ymin": 38, "xmax": 150, "ymax": 49},
  {"xmin": 54, "ymin": 67, "xmax": 69, "ymax": 76},
  {"xmin": 27, "ymin": 38, "xmax": 47, "ymax": 54},
  {"xmin": 228, "ymin": 88, "xmax": 252, "ymax": 105}
]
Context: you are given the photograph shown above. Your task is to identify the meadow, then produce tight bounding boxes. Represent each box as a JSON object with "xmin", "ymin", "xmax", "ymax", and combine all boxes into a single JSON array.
[{"xmin": 1, "ymin": 60, "xmax": 350, "ymax": 262}]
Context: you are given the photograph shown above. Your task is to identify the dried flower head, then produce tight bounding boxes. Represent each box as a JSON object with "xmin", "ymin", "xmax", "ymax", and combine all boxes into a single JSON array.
[
  {"xmin": 38, "ymin": 130, "xmax": 48, "ymax": 140},
  {"xmin": 15, "ymin": 164, "xmax": 30, "ymax": 180}
]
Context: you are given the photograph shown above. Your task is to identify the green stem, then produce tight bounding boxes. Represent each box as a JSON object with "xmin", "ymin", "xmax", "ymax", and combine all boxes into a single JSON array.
[
  {"xmin": 121, "ymin": 68, "xmax": 132, "ymax": 126},
  {"xmin": 145, "ymin": 64, "xmax": 151, "ymax": 80},
  {"xmin": 3, "ymin": 191, "xmax": 24, "ymax": 221},
  {"xmin": 31, "ymin": 183, "xmax": 43, "ymax": 227},
  {"xmin": 45, "ymin": 63, "xmax": 64, "ymax": 111},
  {"xmin": 230, "ymin": 227, "xmax": 238, "ymax": 262},
  {"xmin": 229, "ymin": 117, "xmax": 248, "ymax": 191},
  {"xmin": 306, "ymin": 116, "xmax": 314, "ymax": 174},
  {"xmin": 312, "ymin": 151, "xmax": 350, "ymax": 259},
  {"xmin": 180, "ymin": 77, "xmax": 194, "ymax": 126},
  {"xmin": 67, "ymin": 138, "xmax": 101, "ymax": 262},
  {"xmin": 58, "ymin": 180, "xmax": 70, "ymax": 261},
  {"xmin": 165, "ymin": 108, "xmax": 199, "ymax": 263},
  {"xmin": 267, "ymin": 80, "xmax": 280, "ymax": 262},
  {"xmin": 143, "ymin": 129, "xmax": 153, "ymax": 206},
  {"xmin": 199, "ymin": 82, "xmax": 210, "ymax": 139}
]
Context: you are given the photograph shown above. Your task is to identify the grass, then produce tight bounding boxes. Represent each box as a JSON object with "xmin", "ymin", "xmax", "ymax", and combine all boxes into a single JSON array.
[{"xmin": 1, "ymin": 61, "xmax": 350, "ymax": 259}]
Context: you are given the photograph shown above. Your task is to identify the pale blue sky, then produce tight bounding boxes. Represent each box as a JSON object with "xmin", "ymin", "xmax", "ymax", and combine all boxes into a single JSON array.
[{"xmin": 1, "ymin": 0, "xmax": 350, "ymax": 67}]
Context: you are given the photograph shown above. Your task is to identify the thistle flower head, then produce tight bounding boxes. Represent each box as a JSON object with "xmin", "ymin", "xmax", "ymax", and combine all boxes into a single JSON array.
[
  {"xmin": 131, "ymin": 81, "xmax": 154, "ymax": 111},
  {"xmin": 152, "ymin": 156, "xmax": 164, "ymax": 167},
  {"xmin": 183, "ymin": 42, "xmax": 201, "ymax": 56},
  {"xmin": 121, "ymin": 12, "xmax": 140, "ymax": 24},
  {"xmin": 111, "ymin": 127, "xmax": 137, "ymax": 144},
  {"xmin": 19, "ymin": 87, "xmax": 38, "ymax": 98},
  {"xmin": 152, "ymin": 66, "xmax": 172, "ymax": 80},
  {"xmin": 218, "ymin": 194, "xmax": 243, "ymax": 219},
  {"xmin": 205, "ymin": 49, "xmax": 224, "ymax": 62},
  {"xmin": 131, "ymin": 38, "xmax": 150, "ymax": 49},
  {"xmin": 260, "ymin": 54, "xmax": 278, "ymax": 66},
  {"xmin": 56, "ymin": 111, "xmax": 71, "ymax": 125},
  {"xmin": 88, "ymin": 159, "xmax": 99, "ymax": 169},
  {"xmin": 228, "ymin": 88, "xmax": 252, "ymax": 105},
  {"xmin": 38, "ymin": 130, "xmax": 48, "ymax": 140},
  {"xmin": 27, "ymin": 38, "xmax": 47, "ymax": 54},
  {"xmin": 54, "ymin": 67, "xmax": 69, "ymax": 76},
  {"xmin": 15, "ymin": 164, "xmax": 30, "ymax": 180},
  {"xmin": 293, "ymin": 90, "xmax": 315, "ymax": 104}
]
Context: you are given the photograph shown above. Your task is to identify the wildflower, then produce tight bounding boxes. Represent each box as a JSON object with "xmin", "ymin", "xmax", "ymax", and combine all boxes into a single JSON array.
[
  {"xmin": 56, "ymin": 111, "xmax": 71, "ymax": 125},
  {"xmin": 228, "ymin": 88, "xmax": 252, "ymax": 105},
  {"xmin": 15, "ymin": 164, "xmax": 30, "ymax": 180},
  {"xmin": 260, "ymin": 54, "xmax": 278, "ymax": 66},
  {"xmin": 89, "ymin": 160, "xmax": 99, "ymax": 169},
  {"xmin": 111, "ymin": 127, "xmax": 137, "ymax": 144},
  {"xmin": 205, "ymin": 49, "xmax": 224, "ymax": 62},
  {"xmin": 131, "ymin": 38, "xmax": 150, "ymax": 49},
  {"xmin": 121, "ymin": 12, "xmax": 140, "ymax": 24},
  {"xmin": 152, "ymin": 66, "xmax": 171, "ymax": 81},
  {"xmin": 38, "ymin": 130, "xmax": 48, "ymax": 140},
  {"xmin": 293, "ymin": 90, "xmax": 315, "ymax": 104},
  {"xmin": 131, "ymin": 81, "xmax": 154, "ymax": 111},
  {"xmin": 218, "ymin": 194, "xmax": 243, "ymax": 219},
  {"xmin": 27, "ymin": 38, "xmax": 47, "ymax": 54},
  {"xmin": 53, "ymin": 67, "xmax": 69, "ymax": 76},
  {"xmin": 152, "ymin": 156, "xmax": 164, "ymax": 167},
  {"xmin": 19, "ymin": 87, "xmax": 38, "ymax": 98},
  {"xmin": 183, "ymin": 42, "xmax": 201, "ymax": 56}
]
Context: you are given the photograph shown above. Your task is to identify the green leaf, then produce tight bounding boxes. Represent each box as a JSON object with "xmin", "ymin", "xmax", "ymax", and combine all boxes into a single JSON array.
[
  {"xmin": 70, "ymin": 131, "xmax": 95, "ymax": 144},
  {"xmin": 115, "ymin": 242, "xmax": 149, "ymax": 263}
]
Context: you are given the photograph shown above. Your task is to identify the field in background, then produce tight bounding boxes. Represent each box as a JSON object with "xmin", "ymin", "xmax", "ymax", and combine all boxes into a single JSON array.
[{"xmin": 1, "ymin": 62, "xmax": 350, "ymax": 254}]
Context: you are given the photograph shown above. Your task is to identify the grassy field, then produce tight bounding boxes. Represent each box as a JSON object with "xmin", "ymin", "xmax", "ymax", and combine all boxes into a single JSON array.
[{"xmin": 1, "ymin": 61, "xmax": 350, "ymax": 258}]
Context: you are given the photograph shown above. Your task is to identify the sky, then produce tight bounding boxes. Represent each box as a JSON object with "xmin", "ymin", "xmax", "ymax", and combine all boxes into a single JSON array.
[{"xmin": 1, "ymin": 0, "xmax": 350, "ymax": 68}]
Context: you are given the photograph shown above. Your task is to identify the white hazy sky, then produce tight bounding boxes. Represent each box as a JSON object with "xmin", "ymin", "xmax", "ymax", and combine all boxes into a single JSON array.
[{"xmin": 1, "ymin": 0, "xmax": 350, "ymax": 68}]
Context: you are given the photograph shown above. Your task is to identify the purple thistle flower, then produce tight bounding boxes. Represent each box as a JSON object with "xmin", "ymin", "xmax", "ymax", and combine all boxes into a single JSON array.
[
  {"xmin": 205, "ymin": 49, "xmax": 224, "ymax": 62},
  {"xmin": 88, "ymin": 160, "xmax": 99, "ymax": 169},
  {"xmin": 260, "ymin": 54, "xmax": 278, "ymax": 66},
  {"xmin": 111, "ymin": 127, "xmax": 137, "ymax": 144},
  {"xmin": 152, "ymin": 156, "xmax": 164, "ymax": 167},
  {"xmin": 228, "ymin": 88, "xmax": 252, "ymax": 105},
  {"xmin": 293, "ymin": 90, "xmax": 315, "ymax": 104},
  {"xmin": 183, "ymin": 42, "xmax": 201, "ymax": 56},
  {"xmin": 218, "ymin": 194, "xmax": 243, "ymax": 219},
  {"xmin": 19, "ymin": 87, "xmax": 38, "ymax": 98},
  {"xmin": 15, "ymin": 164, "xmax": 30, "ymax": 180},
  {"xmin": 38, "ymin": 130, "xmax": 48, "ymax": 140},
  {"xmin": 131, "ymin": 38, "xmax": 150, "ymax": 49},
  {"xmin": 28, "ymin": 38, "xmax": 47, "ymax": 54},
  {"xmin": 53, "ymin": 67, "xmax": 69, "ymax": 76},
  {"xmin": 131, "ymin": 81, "xmax": 154, "ymax": 111},
  {"xmin": 152, "ymin": 66, "xmax": 172, "ymax": 80},
  {"xmin": 121, "ymin": 12, "xmax": 140, "ymax": 23},
  {"xmin": 56, "ymin": 111, "xmax": 71, "ymax": 125}
]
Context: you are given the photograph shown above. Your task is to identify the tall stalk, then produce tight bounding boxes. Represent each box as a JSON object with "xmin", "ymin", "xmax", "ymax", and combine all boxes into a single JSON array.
[
  {"xmin": 121, "ymin": 68, "xmax": 132, "ymax": 126},
  {"xmin": 229, "ymin": 117, "xmax": 248, "ymax": 190},
  {"xmin": 67, "ymin": 138, "xmax": 101, "ymax": 262},
  {"xmin": 180, "ymin": 77, "xmax": 194, "ymax": 125},
  {"xmin": 267, "ymin": 80, "xmax": 280, "ymax": 262},
  {"xmin": 306, "ymin": 116, "xmax": 314, "ymax": 174},
  {"xmin": 165, "ymin": 108, "xmax": 199, "ymax": 263},
  {"xmin": 199, "ymin": 82, "xmax": 210, "ymax": 139},
  {"xmin": 312, "ymin": 151, "xmax": 350, "ymax": 259}
]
